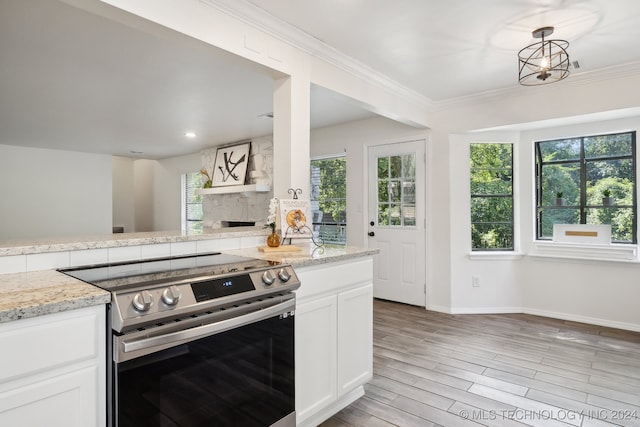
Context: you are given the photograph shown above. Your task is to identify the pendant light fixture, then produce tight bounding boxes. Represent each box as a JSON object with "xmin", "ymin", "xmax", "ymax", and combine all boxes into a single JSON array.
[{"xmin": 518, "ymin": 26, "xmax": 569, "ymax": 85}]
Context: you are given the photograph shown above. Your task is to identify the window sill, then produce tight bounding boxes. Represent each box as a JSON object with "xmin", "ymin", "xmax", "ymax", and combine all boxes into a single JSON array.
[
  {"xmin": 530, "ymin": 241, "xmax": 638, "ymax": 263},
  {"xmin": 468, "ymin": 251, "xmax": 525, "ymax": 261}
]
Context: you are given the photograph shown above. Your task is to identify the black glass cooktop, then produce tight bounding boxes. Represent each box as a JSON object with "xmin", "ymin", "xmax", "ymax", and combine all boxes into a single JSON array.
[{"xmin": 59, "ymin": 252, "xmax": 274, "ymax": 291}]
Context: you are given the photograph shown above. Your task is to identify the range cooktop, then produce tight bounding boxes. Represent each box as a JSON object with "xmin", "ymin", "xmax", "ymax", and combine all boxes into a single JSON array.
[{"xmin": 60, "ymin": 252, "xmax": 275, "ymax": 292}]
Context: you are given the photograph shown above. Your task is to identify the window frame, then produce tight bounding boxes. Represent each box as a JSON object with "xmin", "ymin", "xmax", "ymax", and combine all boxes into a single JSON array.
[
  {"xmin": 310, "ymin": 155, "xmax": 347, "ymax": 246},
  {"xmin": 469, "ymin": 142, "xmax": 515, "ymax": 252},
  {"xmin": 182, "ymin": 171, "xmax": 204, "ymax": 233},
  {"xmin": 534, "ymin": 131, "xmax": 637, "ymax": 244}
]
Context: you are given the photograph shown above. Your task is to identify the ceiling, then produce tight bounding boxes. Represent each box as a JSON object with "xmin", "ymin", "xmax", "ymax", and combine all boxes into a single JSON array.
[
  {"xmin": 2, "ymin": 0, "xmax": 640, "ymax": 159},
  {"xmin": 245, "ymin": 0, "xmax": 640, "ymax": 100}
]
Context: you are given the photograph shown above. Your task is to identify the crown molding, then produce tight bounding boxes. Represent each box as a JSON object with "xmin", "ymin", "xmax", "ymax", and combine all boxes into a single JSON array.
[
  {"xmin": 200, "ymin": 0, "xmax": 432, "ymax": 110},
  {"xmin": 431, "ymin": 60, "xmax": 640, "ymax": 112}
]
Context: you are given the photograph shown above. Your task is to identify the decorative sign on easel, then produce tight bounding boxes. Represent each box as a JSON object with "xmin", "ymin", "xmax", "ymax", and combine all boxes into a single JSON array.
[{"xmin": 279, "ymin": 198, "xmax": 313, "ymax": 240}]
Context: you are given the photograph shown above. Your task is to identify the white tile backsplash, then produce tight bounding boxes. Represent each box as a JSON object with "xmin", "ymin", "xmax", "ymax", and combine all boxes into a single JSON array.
[
  {"xmin": 171, "ymin": 241, "xmax": 198, "ymax": 256},
  {"xmin": 70, "ymin": 248, "xmax": 109, "ymax": 267},
  {"xmin": 0, "ymin": 255, "xmax": 27, "ymax": 274},
  {"xmin": 108, "ymin": 246, "xmax": 142, "ymax": 263},
  {"xmin": 0, "ymin": 233, "xmax": 266, "ymax": 275},
  {"xmin": 26, "ymin": 252, "xmax": 71, "ymax": 272},
  {"xmin": 141, "ymin": 243, "xmax": 171, "ymax": 259},
  {"xmin": 240, "ymin": 235, "xmax": 265, "ymax": 248}
]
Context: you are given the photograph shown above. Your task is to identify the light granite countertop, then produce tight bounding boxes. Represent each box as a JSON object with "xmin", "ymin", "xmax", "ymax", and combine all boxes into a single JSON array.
[
  {"xmin": 0, "ymin": 227, "xmax": 269, "ymax": 257},
  {"xmin": 0, "ymin": 269, "xmax": 111, "ymax": 323},
  {"xmin": 224, "ymin": 243, "xmax": 378, "ymax": 268},
  {"xmin": 0, "ymin": 243, "xmax": 376, "ymax": 324}
]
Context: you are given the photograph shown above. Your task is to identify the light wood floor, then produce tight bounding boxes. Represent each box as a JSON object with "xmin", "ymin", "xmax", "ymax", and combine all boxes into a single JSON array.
[{"xmin": 320, "ymin": 299, "xmax": 640, "ymax": 427}]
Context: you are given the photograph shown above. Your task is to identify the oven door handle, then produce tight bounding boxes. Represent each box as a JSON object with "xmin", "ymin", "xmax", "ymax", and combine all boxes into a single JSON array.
[{"xmin": 121, "ymin": 298, "xmax": 295, "ymax": 355}]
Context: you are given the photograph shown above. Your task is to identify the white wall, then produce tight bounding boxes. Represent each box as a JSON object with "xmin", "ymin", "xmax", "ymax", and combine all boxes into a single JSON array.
[
  {"xmin": 0, "ymin": 144, "xmax": 112, "ymax": 239},
  {"xmin": 112, "ymin": 156, "xmax": 135, "ymax": 233},
  {"xmin": 112, "ymin": 153, "xmax": 200, "ymax": 233},
  {"xmin": 440, "ymin": 77, "xmax": 640, "ymax": 330},
  {"xmin": 152, "ymin": 153, "xmax": 200, "ymax": 231}
]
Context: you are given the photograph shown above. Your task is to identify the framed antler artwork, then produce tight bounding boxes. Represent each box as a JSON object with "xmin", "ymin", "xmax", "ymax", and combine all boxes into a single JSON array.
[{"xmin": 212, "ymin": 142, "xmax": 251, "ymax": 187}]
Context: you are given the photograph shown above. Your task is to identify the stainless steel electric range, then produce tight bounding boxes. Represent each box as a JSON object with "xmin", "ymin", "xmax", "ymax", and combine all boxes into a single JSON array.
[{"xmin": 60, "ymin": 252, "xmax": 300, "ymax": 427}]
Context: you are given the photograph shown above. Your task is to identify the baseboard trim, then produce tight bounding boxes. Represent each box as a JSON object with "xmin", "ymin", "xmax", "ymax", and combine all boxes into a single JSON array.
[
  {"xmin": 426, "ymin": 304, "xmax": 452, "ymax": 314},
  {"xmin": 440, "ymin": 305, "xmax": 640, "ymax": 332},
  {"xmin": 297, "ymin": 386, "xmax": 365, "ymax": 427},
  {"xmin": 522, "ymin": 307, "xmax": 640, "ymax": 333},
  {"xmin": 450, "ymin": 306, "xmax": 523, "ymax": 315}
]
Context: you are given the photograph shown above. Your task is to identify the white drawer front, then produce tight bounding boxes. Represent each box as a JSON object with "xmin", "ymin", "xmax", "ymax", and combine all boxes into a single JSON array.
[{"xmin": 0, "ymin": 306, "xmax": 103, "ymax": 383}]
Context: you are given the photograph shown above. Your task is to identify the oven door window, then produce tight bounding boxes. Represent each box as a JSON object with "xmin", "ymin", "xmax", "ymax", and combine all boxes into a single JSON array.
[{"xmin": 115, "ymin": 314, "xmax": 294, "ymax": 427}]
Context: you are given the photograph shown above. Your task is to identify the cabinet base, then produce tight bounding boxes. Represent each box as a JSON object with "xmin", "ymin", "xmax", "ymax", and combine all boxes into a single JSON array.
[{"xmin": 297, "ymin": 386, "xmax": 365, "ymax": 427}]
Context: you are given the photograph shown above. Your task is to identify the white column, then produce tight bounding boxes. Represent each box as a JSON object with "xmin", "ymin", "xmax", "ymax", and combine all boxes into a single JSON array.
[{"xmin": 273, "ymin": 73, "xmax": 311, "ymax": 200}]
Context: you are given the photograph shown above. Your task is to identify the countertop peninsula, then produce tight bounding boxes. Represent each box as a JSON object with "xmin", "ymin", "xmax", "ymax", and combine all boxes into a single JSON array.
[{"xmin": 0, "ymin": 233, "xmax": 376, "ymax": 324}]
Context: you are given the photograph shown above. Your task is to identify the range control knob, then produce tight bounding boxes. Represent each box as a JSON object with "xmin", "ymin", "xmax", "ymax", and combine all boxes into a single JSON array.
[
  {"xmin": 262, "ymin": 270, "xmax": 276, "ymax": 285},
  {"xmin": 132, "ymin": 290, "xmax": 153, "ymax": 312},
  {"xmin": 161, "ymin": 286, "xmax": 182, "ymax": 306},
  {"xmin": 278, "ymin": 268, "xmax": 291, "ymax": 282}
]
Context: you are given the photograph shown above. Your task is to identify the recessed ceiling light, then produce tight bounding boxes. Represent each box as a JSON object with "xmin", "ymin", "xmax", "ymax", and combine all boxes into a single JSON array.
[
  {"xmin": 129, "ymin": 150, "xmax": 143, "ymax": 155},
  {"xmin": 185, "ymin": 131, "xmax": 197, "ymax": 138}
]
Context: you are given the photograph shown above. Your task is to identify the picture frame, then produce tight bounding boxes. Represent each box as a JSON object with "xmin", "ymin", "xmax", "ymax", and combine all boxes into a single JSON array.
[{"xmin": 212, "ymin": 142, "xmax": 251, "ymax": 187}]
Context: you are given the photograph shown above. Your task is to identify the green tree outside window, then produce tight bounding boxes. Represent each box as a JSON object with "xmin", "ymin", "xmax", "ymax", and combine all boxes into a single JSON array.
[
  {"xmin": 470, "ymin": 143, "xmax": 514, "ymax": 250},
  {"xmin": 535, "ymin": 131, "xmax": 636, "ymax": 243}
]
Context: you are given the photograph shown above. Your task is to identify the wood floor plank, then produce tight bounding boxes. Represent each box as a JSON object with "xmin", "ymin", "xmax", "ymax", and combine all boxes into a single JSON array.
[
  {"xmin": 350, "ymin": 396, "xmax": 440, "ymax": 427},
  {"xmin": 448, "ymin": 401, "xmax": 531, "ymax": 427},
  {"xmin": 433, "ymin": 363, "xmax": 529, "ymax": 396},
  {"xmin": 525, "ymin": 388, "xmax": 639, "ymax": 427},
  {"xmin": 320, "ymin": 300, "xmax": 640, "ymax": 427},
  {"xmin": 483, "ymin": 368, "xmax": 588, "ymax": 402},
  {"xmin": 467, "ymin": 384, "xmax": 581, "ymax": 427}
]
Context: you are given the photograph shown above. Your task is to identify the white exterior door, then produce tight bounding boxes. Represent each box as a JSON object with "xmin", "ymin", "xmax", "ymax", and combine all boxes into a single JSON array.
[{"xmin": 367, "ymin": 140, "xmax": 426, "ymax": 306}]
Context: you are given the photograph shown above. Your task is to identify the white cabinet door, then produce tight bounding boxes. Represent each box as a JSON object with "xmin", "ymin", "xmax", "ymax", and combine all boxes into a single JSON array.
[
  {"xmin": 0, "ymin": 306, "xmax": 105, "ymax": 427},
  {"xmin": 337, "ymin": 284, "xmax": 373, "ymax": 396},
  {"xmin": 0, "ymin": 366, "xmax": 99, "ymax": 427},
  {"xmin": 295, "ymin": 294, "xmax": 337, "ymax": 422}
]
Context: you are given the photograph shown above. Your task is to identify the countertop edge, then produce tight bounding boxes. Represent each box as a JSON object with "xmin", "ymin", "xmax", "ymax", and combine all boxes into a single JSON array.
[
  {"xmin": 0, "ymin": 270, "xmax": 111, "ymax": 324},
  {"xmin": 0, "ymin": 227, "xmax": 270, "ymax": 256},
  {"xmin": 223, "ymin": 245, "xmax": 379, "ymax": 268},
  {"xmin": 2, "ymin": 292, "xmax": 112, "ymax": 323}
]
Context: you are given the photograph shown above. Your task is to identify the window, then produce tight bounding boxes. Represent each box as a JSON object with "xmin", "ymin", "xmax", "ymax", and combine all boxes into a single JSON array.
[
  {"xmin": 183, "ymin": 171, "xmax": 204, "ymax": 233},
  {"xmin": 470, "ymin": 143, "xmax": 514, "ymax": 251},
  {"xmin": 376, "ymin": 154, "xmax": 416, "ymax": 227},
  {"xmin": 310, "ymin": 156, "xmax": 346, "ymax": 245},
  {"xmin": 535, "ymin": 131, "xmax": 636, "ymax": 243}
]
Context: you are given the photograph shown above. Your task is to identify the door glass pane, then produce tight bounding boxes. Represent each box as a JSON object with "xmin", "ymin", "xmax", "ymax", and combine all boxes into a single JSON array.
[
  {"xmin": 378, "ymin": 157, "xmax": 389, "ymax": 178},
  {"xmin": 389, "ymin": 204, "xmax": 401, "ymax": 225},
  {"xmin": 403, "ymin": 206, "xmax": 416, "ymax": 226},
  {"xmin": 378, "ymin": 180, "xmax": 388, "ymax": 202},
  {"xmin": 402, "ymin": 154, "xmax": 415, "ymax": 177},
  {"xmin": 376, "ymin": 153, "xmax": 416, "ymax": 227},
  {"xmin": 403, "ymin": 181, "xmax": 415, "ymax": 204},
  {"xmin": 389, "ymin": 181, "xmax": 401, "ymax": 202},
  {"xmin": 378, "ymin": 203, "xmax": 389, "ymax": 226},
  {"xmin": 390, "ymin": 156, "xmax": 402, "ymax": 178}
]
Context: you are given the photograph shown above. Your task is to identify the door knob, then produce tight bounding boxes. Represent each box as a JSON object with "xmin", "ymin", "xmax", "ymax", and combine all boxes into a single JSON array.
[{"xmin": 368, "ymin": 231, "xmax": 375, "ymax": 237}]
